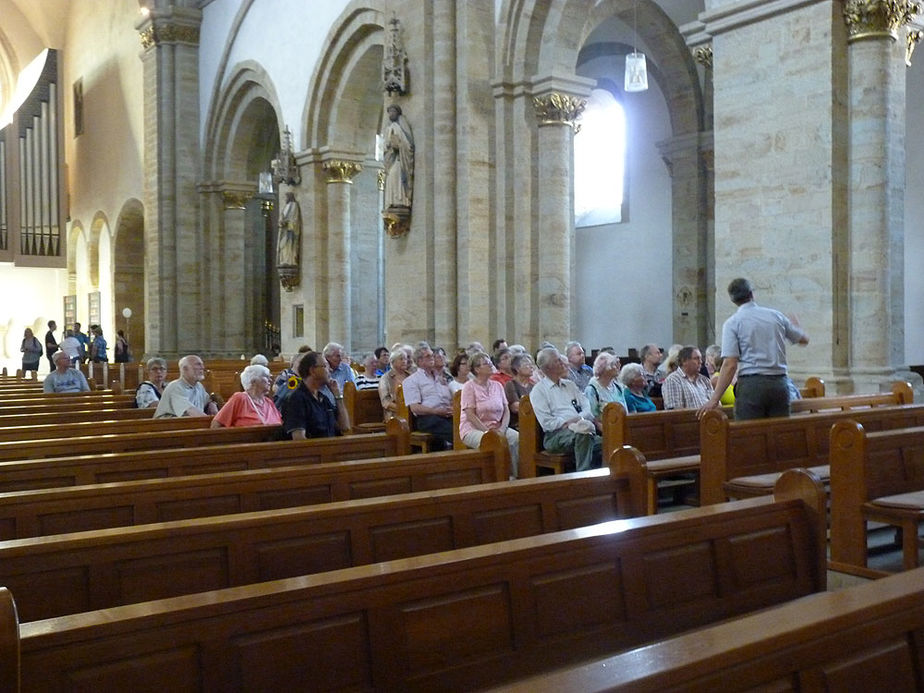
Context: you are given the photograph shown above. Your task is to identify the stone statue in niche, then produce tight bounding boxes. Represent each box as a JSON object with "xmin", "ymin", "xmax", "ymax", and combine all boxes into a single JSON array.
[
  {"xmin": 383, "ymin": 105, "xmax": 414, "ymax": 211},
  {"xmin": 277, "ymin": 191, "xmax": 301, "ymax": 267}
]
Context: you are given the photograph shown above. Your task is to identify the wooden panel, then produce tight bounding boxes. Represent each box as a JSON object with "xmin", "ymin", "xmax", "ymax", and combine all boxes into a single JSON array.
[
  {"xmin": 531, "ymin": 561, "xmax": 625, "ymax": 636},
  {"xmin": 370, "ymin": 517, "xmax": 454, "ymax": 562},
  {"xmin": 643, "ymin": 542, "xmax": 716, "ymax": 608},
  {"xmin": 348, "ymin": 476, "xmax": 413, "ymax": 499},
  {"xmin": 67, "ymin": 646, "xmax": 201, "ymax": 693},
  {"xmin": 0, "ymin": 517, "xmax": 17, "ymax": 541},
  {"xmin": 726, "ymin": 526, "xmax": 797, "ymax": 589},
  {"xmin": 254, "ymin": 532, "xmax": 353, "ymax": 581},
  {"xmin": 256, "ymin": 484, "xmax": 333, "ymax": 509},
  {"xmin": 117, "ymin": 548, "xmax": 229, "ymax": 603},
  {"xmin": 4, "ymin": 566, "xmax": 89, "ymax": 621},
  {"xmin": 155, "ymin": 495, "xmax": 242, "ymax": 522},
  {"xmin": 555, "ymin": 493, "xmax": 620, "ymax": 530},
  {"xmin": 811, "ymin": 638, "xmax": 919, "ymax": 691},
  {"xmin": 38, "ymin": 505, "xmax": 135, "ymax": 535},
  {"xmin": 472, "ymin": 504, "xmax": 544, "ymax": 544},
  {"xmin": 421, "ymin": 467, "xmax": 485, "ymax": 489},
  {"xmin": 234, "ymin": 613, "xmax": 372, "ymax": 692}
]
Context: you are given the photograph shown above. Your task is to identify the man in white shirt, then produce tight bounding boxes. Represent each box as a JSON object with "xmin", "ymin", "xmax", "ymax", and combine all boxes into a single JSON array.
[
  {"xmin": 154, "ymin": 355, "xmax": 218, "ymax": 417},
  {"xmin": 529, "ymin": 347, "xmax": 602, "ymax": 471}
]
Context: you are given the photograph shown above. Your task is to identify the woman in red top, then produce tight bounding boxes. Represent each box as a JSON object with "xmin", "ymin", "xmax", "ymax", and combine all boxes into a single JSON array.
[{"xmin": 211, "ymin": 364, "xmax": 281, "ymax": 428}]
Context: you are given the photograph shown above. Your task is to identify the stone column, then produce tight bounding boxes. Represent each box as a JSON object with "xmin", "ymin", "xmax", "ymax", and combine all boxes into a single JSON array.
[
  {"xmin": 657, "ymin": 132, "xmax": 712, "ymax": 346},
  {"xmin": 322, "ymin": 159, "xmax": 362, "ymax": 351},
  {"xmin": 220, "ymin": 189, "xmax": 251, "ymax": 355},
  {"xmin": 844, "ymin": 1, "xmax": 915, "ymax": 392},
  {"xmin": 136, "ymin": 6, "xmax": 202, "ymax": 358},
  {"xmin": 530, "ymin": 77, "xmax": 591, "ymax": 347}
]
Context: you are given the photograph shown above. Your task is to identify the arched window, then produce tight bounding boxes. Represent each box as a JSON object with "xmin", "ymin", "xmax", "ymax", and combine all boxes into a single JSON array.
[{"xmin": 574, "ymin": 86, "xmax": 626, "ymax": 227}]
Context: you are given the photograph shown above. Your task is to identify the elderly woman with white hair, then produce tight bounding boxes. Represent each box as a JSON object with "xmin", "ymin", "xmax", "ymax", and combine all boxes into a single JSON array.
[
  {"xmin": 211, "ymin": 364, "xmax": 281, "ymax": 428},
  {"xmin": 619, "ymin": 362, "xmax": 657, "ymax": 413},
  {"xmin": 584, "ymin": 351, "xmax": 627, "ymax": 423}
]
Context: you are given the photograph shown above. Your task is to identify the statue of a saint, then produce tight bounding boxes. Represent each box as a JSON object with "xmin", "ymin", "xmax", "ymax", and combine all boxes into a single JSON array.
[
  {"xmin": 277, "ymin": 192, "xmax": 301, "ymax": 267},
  {"xmin": 383, "ymin": 105, "xmax": 414, "ymax": 210}
]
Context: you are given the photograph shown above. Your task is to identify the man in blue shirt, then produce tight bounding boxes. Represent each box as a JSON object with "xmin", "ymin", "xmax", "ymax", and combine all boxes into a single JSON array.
[{"xmin": 700, "ymin": 278, "xmax": 809, "ymax": 420}]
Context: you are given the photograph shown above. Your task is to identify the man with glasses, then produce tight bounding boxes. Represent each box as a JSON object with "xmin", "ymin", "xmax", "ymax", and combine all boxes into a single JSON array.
[
  {"xmin": 529, "ymin": 347, "xmax": 602, "ymax": 471},
  {"xmin": 402, "ymin": 342, "xmax": 453, "ymax": 449}
]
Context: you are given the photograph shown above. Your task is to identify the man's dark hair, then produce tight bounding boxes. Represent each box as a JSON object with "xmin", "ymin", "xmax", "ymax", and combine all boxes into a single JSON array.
[
  {"xmin": 297, "ymin": 351, "xmax": 324, "ymax": 379},
  {"xmin": 374, "ymin": 346, "xmax": 389, "ymax": 359},
  {"xmin": 678, "ymin": 345, "xmax": 699, "ymax": 364},
  {"xmin": 727, "ymin": 277, "xmax": 753, "ymax": 305},
  {"xmin": 491, "ymin": 338, "xmax": 507, "ymax": 352}
]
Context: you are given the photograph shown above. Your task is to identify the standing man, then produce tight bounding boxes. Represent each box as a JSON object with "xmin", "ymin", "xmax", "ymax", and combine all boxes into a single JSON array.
[
  {"xmin": 154, "ymin": 355, "xmax": 218, "ymax": 417},
  {"xmin": 700, "ymin": 278, "xmax": 809, "ymax": 420},
  {"xmin": 44, "ymin": 320, "xmax": 58, "ymax": 372}
]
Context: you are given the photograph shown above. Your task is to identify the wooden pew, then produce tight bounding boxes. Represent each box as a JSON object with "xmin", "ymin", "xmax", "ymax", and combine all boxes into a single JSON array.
[
  {"xmin": 0, "ymin": 424, "xmax": 408, "ymax": 492},
  {"xmin": 0, "ymin": 392, "xmax": 133, "ymax": 408},
  {"xmin": 0, "ymin": 415, "xmax": 209, "ymax": 443},
  {"xmin": 342, "ymin": 381, "xmax": 385, "ymax": 434},
  {"xmin": 698, "ymin": 403, "xmax": 924, "ymax": 505},
  {"xmin": 829, "ymin": 421, "xmax": 924, "ymax": 574},
  {"xmin": 518, "ymin": 394, "xmax": 574, "ymax": 476},
  {"xmin": 14, "ymin": 468, "xmax": 825, "ymax": 691},
  {"xmin": 798, "ymin": 374, "xmax": 825, "ymax": 398},
  {"xmin": 0, "ymin": 407, "xmax": 155, "ymax": 428},
  {"xmin": 791, "ymin": 380, "xmax": 912, "ymax": 413},
  {"xmin": 498, "ymin": 565, "xmax": 924, "ymax": 692},
  {"xmin": 0, "ymin": 464, "xmax": 620, "ymax": 622},
  {"xmin": 0, "ymin": 432, "xmax": 504, "ymax": 540},
  {"xmin": 0, "ymin": 587, "xmax": 18, "ymax": 693}
]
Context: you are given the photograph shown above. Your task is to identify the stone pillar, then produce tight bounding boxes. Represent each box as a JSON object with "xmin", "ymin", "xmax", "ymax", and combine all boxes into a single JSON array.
[
  {"xmin": 322, "ymin": 159, "xmax": 362, "ymax": 351},
  {"xmin": 220, "ymin": 189, "xmax": 251, "ymax": 355},
  {"xmin": 530, "ymin": 77, "xmax": 591, "ymax": 348},
  {"xmin": 844, "ymin": 1, "xmax": 914, "ymax": 392},
  {"xmin": 136, "ymin": 6, "xmax": 202, "ymax": 358},
  {"xmin": 657, "ymin": 132, "xmax": 712, "ymax": 346}
]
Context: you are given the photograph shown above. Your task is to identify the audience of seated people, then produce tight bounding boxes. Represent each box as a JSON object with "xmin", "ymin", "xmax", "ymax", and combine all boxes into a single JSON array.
[
  {"xmin": 460, "ymin": 351, "xmax": 520, "ymax": 477},
  {"xmin": 43, "ymin": 350, "xmax": 91, "ymax": 393},
  {"xmin": 530, "ymin": 346, "xmax": 603, "ymax": 471},
  {"xmin": 210, "ymin": 364, "xmax": 281, "ymax": 428},
  {"xmin": 662, "ymin": 345, "xmax": 714, "ymax": 410}
]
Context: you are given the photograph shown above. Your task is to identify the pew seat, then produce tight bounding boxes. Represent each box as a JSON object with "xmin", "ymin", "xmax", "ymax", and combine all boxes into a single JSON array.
[
  {"xmin": 15, "ymin": 468, "xmax": 826, "ymax": 691},
  {"xmin": 518, "ymin": 394, "xmax": 574, "ymax": 476}
]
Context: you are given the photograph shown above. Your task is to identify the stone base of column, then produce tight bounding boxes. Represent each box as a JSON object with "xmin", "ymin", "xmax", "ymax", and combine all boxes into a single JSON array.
[{"xmin": 828, "ymin": 367, "xmax": 924, "ymax": 400}]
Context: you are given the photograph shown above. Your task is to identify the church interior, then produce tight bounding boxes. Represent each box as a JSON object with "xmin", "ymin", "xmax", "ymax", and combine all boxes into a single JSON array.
[{"xmin": 2, "ymin": 0, "xmax": 924, "ymax": 689}]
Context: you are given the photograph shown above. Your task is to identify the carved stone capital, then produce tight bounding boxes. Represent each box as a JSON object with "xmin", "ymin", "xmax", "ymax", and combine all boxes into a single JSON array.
[
  {"xmin": 843, "ymin": 0, "xmax": 921, "ymax": 42},
  {"xmin": 532, "ymin": 93, "xmax": 586, "ymax": 129},
  {"xmin": 693, "ymin": 45, "xmax": 713, "ymax": 69},
  {"xmin": 222, "ymin": 191, "xmax": 250, "ymax": 210},
  {"xmin": 322, "ymin": 160, "xmax": 363, "ymax": 184}
]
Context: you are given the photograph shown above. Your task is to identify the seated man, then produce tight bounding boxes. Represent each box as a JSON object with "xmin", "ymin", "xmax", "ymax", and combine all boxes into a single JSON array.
[
  {"xmin": 529, "ymin": 347, "xmax": 602, "ymax": 471},
  {"xmin": 564, "ymin": 341, "xmax": 593, "ymax": 390},
  {"xmin": 639, "ymin": 343, "xmax": 664, "ymax": 397},
  {"xmin": 662, "ymin": 346, "xmax": 714, "ymax": 410},
  {"xmin": 280, "ymin": 351, "xmax": 350, "ymax": 439},
  {"xmin": 154, "ymin": 355, "xmax": 218, "ymax": 417},
  {"xmin": 402, "ymin": 342, "xmax": 453, "ymax": 449},
  {"xmin": 322, "ymin": 341, "xmax": 356, "ymax": 405},
  {"xmin": 43, "ymin": 351, "xmax": 91, "ymax": 393}
]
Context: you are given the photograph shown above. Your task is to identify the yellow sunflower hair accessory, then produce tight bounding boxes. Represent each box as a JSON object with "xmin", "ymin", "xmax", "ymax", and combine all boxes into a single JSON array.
[{"xmin": 287, "ymin": 375, "xmax": 300, "ymax": 390}]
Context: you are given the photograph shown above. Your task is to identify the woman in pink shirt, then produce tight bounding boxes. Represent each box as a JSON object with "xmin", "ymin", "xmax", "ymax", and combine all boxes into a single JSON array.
[
  {"xmin": 460, "ymin": 352, "xmax": 519, "ymax": 478},
  {"xmin": 211, "ymin": 364, "xmax": 282, "ymax": 428}
]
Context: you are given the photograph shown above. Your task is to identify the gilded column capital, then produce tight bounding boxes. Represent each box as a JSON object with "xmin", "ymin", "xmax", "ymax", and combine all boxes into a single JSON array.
[
  {"xmin": 843, "ymin": 0, "xmax": 921, "ymax": 42},
  {"xmin": 137, "ymin": 8, "xmax": 202, "ymax": 50},
  {"xmin": 221, "ymin": 191, "xmax": 251, "ymax": 210},
  {"xmin": 692, "ymin": 45, "xmax": 713, "ymax": 69},
  {"xmin": 322, "ymin": 160, "xmax": 363, "ymax": 184},
  {"xmin": 532, "ymin": 93, "xmax": 586, "ymax": 129}
]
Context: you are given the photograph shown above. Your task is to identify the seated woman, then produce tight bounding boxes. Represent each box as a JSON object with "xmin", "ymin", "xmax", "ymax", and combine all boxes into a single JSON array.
[
  {"xmin": 503, "ymin": 353, "xmax": 535, "ymax": 430},
  {"xmin": 584, "ymin": 352, "xmax": 627, "ymax": 425},
  {"xmin": 378, "ymin": 348, "xmax": 411, "ymax": 420},
  {"xmin": 448, "ymin": 352, "xmax": 470, "ymax": 395},
  {"xmin": 711, "ymin": 355, "xmax": 736, "ymax": 406},
  {"xmin": 618, "ymin": 362, "xmax": 657, "ymax": 412},
  {"xmin": 460, "ymin": 352, "xmax": 520, "ymax": 478},
  {"xmin": 136, "ymin": 357, "xmax": 168, "ymax": 408},
  {"xmin": 211, "ymin": 364, "xmax": 281, "ymax": 428},
  {"xmin": 490, "ymin": 347, "xmax": 514, "ymax": 385}
]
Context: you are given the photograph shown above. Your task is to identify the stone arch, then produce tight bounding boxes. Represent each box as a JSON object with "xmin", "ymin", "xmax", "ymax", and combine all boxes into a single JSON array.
[
  {"xmin": 299, "ymin": 3, "xmax": 387, "ymax": 354},
  {"xmin": 113, "ymin": 198, "xmax": 145, "ymax": 357},
  {"xmin": 203, "ymin": 60, "xmax": 282, "ymax": 355},
  {"xmin": 88, "ymin": 212, "xmax": 112, "ymax": 337}
]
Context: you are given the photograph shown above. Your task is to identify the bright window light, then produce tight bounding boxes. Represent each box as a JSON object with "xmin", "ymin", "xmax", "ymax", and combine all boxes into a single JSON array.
[{"xmin": 574, "ymin": 88, "xmax": 626, "ymax": 227}]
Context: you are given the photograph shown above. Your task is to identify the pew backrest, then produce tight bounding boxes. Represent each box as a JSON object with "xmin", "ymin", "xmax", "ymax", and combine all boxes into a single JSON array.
[
  {"xmin": 0, "ymin": 587, "xmax": 18, "ymax": 693},
  {"xmin": 791, "ymin": 380, "xmax": 912, "ymax": 413},
  {"xmin": 601, "ymin": 403, "xmax": 717, "ymax": 461},
  {"xmin": 0, "ymin": 415, "xmax": 208, "ymax": 443},
  {"xmin": 342, "ymin": 381, "xmax": 385, "ymax": 433}
]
